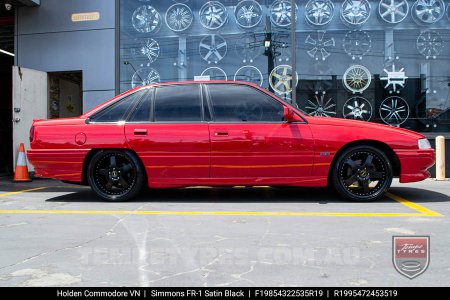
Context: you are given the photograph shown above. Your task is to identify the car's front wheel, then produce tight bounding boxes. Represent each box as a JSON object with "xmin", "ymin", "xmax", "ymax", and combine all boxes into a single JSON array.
[
  {"xmin": 331, "ymin": 145, "xmax": 393, "ymax": 202},
  {"xmin": 87, "ymin": 150, "xmax": 145, "ymax": 201}
]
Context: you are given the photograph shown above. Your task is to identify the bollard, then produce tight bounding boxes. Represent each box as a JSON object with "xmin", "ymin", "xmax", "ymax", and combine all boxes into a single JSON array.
[{"xmin": 436, "ymin": 136, "xmax": 446, "ymax": 181}]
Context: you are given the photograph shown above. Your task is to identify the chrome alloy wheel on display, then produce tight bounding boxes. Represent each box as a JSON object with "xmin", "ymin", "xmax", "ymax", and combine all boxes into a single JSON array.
[
  {"xmin": 416, "ymin": 30, "xmax": 443, "ymax": 59},
  {"xmin": 340, "ymin": 0, "xmax": 371, "ymax": 26},
  {"xmin": 411, "ymin": 0, "xmax": 445, "ymax": 24},
  {"xmin": 199, "ymin": 34, "xmax": 227, "ymax": 64},
  {"xmin": 269, "ymin": 65, "xmax": 298, "ymax": 95},
  {"xmin": 270, "ymin": 0, "xmax": 298, "ymax": 27},
  {"xmin": 305, "ymin": 31, "xmax": 335, "ymax": 61},
  {"xmin": 447, "ymin": 3, "xmax": 450, "ymax": 21},
  {"xmin": 380, "ymin": 64, "xmax": 408, "ymax": 94},
  {"xmin": 379, "ymin": 96, "xmax": 410, "ymax": 126},
  {"xmin": 343, "ymin": 96, "xmax": 373, "ymax": 121},
  {"xmin": 201, "ymin": 67, "xmax": 228, "ymax": 80},
  {"xmin": 199, "ymin": 1, "xmax": 228, "ymax": 30},
  {"xmin": 378, "ymin": 0, "xmax": 409, "ymax": 24},
  {"xmin": 343, "ymin": 30, "xmax": 372, "ymax": 60},
  {"xmin": 273, "ymin": 33, "xmax": 291, "ymax": 62},
  {"xmin": 234, "ymin": 0, "xmax": 263, "ymax": 29},
  {"xmin": 343, "ymin": 65, "xmax": 372, "ymax": 94},
  {"xmin": 131, "ymin": 38, "xmax": 160, "ymax": 63},
  {"xmin": 305, "ymin": 94, "xmax": 336, "ymax": 117},
  {"xmin": 165, "ymin": 3, "xmax": 193, "ymax": 32},
  {"xmin": 131, "ymin": 5, "xmax": 162, "ymax": 34},
  {"xmin": 235, "ymin": 33, "xmax": 262, "ymax": 63},
  {"xmin": 131, "ymin": 67, "xmax": 161, "ymax": 88},
  {"xmin": 305, "ymin": 0, "xmax": 335, "ymax": 26},
  {"xmin": 234, "ymin": 66, "xmax": 264, "ymax": 87}
]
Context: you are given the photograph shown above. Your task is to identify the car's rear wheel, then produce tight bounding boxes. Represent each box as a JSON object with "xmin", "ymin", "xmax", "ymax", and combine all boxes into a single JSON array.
[
  {"xmin": 87, "ymin": 150, "xmax": 145, "ymax": 201},
  {"xmin": 331, "ymin": 145, "xmax": 393, "ymax": 202}
]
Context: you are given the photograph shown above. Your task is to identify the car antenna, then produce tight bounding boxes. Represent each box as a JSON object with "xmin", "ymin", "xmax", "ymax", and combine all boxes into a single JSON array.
[{"xmin": 123, "ymin": 61, "xmax": 144, "ymax": 83}]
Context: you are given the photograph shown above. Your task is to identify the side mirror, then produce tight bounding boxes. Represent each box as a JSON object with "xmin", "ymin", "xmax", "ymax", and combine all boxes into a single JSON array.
[{"xmin": 283, "ymin": 107, "xmax": 302, "ymax": 123}]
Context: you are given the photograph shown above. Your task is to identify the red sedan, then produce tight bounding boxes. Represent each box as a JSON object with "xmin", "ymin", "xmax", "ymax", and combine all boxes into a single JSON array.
[{"xmin": 28, "ymin": 81, "xmax": 435, "ymax": 202}]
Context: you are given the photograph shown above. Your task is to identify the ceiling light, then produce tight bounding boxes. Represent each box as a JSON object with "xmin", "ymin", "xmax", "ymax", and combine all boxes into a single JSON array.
[
  {"xmin": 0, "ymin": 48, "xmax": 15, "ymax": 57},
  {"xmin": 5, "ymin": 0, "xmax": 12, "ymax": 11}
]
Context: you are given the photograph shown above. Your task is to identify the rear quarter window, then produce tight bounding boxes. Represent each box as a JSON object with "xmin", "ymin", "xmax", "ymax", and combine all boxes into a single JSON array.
[{"xmin": 91, "ymin": 90, "xmax": 146, "ymax": 122}]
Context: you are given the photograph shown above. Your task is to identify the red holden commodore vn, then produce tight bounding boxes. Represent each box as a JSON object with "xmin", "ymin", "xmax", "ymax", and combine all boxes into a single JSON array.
[{"xmin": 28, "ymin": 81, "xmax": 435, "ymax": 202}]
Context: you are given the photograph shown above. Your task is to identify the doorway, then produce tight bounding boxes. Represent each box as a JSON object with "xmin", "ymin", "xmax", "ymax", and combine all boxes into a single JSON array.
[
  {"xmin": 48, "ymin": 71, "xmax": 83, "ymax": 119},
  {"xmin": 12, "ymin": 69, "xmax": 83, "ymax": 171},
  {"xmin": 0, "ymin": 53, "xmax": 13, "ymax": 174},
  {"xmin": 0, "ymin": 7, "xmax": 14, "ymax": 175}
]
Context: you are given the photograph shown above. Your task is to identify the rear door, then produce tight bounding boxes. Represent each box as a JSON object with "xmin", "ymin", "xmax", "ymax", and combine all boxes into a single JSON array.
[
  {"xmin": 206, "ymin": 83, "xmax": 315, "ymax": 179},
  {"xmin": 124, "ymin": 84, "xmax": 210, "ymax": 180}
]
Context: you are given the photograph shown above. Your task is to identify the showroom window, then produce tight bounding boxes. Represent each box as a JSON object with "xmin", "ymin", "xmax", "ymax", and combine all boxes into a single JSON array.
[{"xmin": 119, "ymin": 0, "xmax": 450, "ymax": 133}]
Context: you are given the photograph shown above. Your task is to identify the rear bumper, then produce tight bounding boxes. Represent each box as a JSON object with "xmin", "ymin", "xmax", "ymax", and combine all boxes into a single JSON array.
[
  {"xmin": 394, "ymin": 148, "xmax": 435, "ymax": 183},
  {"xmin": 27, "ymin": 149, "xmax": 89, "ymax": 182}
]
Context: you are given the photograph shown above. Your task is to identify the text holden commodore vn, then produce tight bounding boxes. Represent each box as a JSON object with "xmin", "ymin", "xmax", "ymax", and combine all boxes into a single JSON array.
[{"xmin": 28, "ymin": 81, "xmax": 435, "ymax": 202}]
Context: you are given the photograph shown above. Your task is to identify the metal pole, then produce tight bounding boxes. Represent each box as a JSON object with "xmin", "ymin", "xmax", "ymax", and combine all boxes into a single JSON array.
[
  {"xmin": 265, "ymin": 16, "xmax": 274, "ymax": 93},
  {"xmin": 290, "ymin": 0, "xmax": 297, "ymax": 106}
]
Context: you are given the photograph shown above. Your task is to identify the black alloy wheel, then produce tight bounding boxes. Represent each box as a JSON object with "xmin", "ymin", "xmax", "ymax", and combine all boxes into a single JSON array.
[
  {"xmin": 87, "ymin": 150, "xmax": 145, "ymax": 201},
  {"xmin": 331, "ymin": 146, "xmax": 393, "ymax": 202}
]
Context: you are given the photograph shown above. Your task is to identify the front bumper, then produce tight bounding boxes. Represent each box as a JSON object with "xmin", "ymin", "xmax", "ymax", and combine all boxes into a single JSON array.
[{"xmin": 394, "ymin": 148, "xmax": 435, "ymax": 183}]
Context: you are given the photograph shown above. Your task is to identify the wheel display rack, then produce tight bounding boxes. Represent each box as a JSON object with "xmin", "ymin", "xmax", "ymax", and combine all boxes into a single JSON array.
[{"xmin": 121, "ymin": 0, "xmax": 450, "ymax": 130}]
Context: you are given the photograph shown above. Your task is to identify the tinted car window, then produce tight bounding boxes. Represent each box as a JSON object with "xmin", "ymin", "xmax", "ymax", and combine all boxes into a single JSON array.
[
  {"xmin": 128, "ymin": 90, "xmax": 152, "ymax": 122},
  {"xmin": 208, "ymin": 84, "xmax": 284, "ymax": 122},
  {"xmin": 154, "ymin": 85, "xmax": 202, "ymax": 122},
  {"xmin": 92, "ymin": 90, "xmax": 145, "ymax": 122}
]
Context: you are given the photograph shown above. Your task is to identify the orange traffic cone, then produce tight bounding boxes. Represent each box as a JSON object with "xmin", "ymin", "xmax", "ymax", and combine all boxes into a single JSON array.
[{"xmin": 13, "ymin": 143, "xmax": 32, "ymax": 182}]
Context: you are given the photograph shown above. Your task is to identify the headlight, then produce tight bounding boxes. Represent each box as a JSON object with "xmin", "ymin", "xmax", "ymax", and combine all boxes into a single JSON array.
[{"xmin": 418, "ymin": 138, "xmax": 431, "ymax": 149}]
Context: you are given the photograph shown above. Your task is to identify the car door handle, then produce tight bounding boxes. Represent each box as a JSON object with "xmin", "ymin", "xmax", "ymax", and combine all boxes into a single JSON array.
[
  {"xmin": 214, "ymin": 131, "xmax": 229, "ymax": 136},
  {"xmin": 133, "ymin": 129, "xmax": 148, "ymax": 136}
]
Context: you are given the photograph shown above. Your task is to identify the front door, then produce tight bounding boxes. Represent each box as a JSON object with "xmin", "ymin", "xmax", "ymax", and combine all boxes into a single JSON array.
[
  {"xmin": 12, "ymin": 66, "xmax": 48, "ymax": 170},
  {"xmin": 206, "ymin": 83, "xmax": 315, "ymax": 180},
  {"xmin": 124, "ymin": 84, "xmax": 210, "ymax": 182}
]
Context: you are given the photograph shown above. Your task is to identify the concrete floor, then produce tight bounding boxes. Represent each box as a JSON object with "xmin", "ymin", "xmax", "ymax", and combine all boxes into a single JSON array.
[{"xmin": 0, "ymin": 178, "xmax": 448, "ymax": 287}]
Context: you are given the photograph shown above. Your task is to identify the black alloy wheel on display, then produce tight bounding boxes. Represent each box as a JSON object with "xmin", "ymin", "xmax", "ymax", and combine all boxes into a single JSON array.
[
  {"xmin": 88, "ymin": 150, "xmax": 145, "ymax": 201},
  {"xmin": 331, "ymin": 146, "xmax": 393, "ymax": 202}
]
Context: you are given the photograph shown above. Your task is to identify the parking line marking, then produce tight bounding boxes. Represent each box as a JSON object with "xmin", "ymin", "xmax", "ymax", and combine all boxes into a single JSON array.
[
  {"xmin": 0, "ymin": 209, "xmax": 427, "ymax": 217},
  {"xmin": 385, "ymin": 192, "xmax": 443, "ymax": 217},
  {"xmin": 0, "ymin": 187, "xmax": 47, "ymax": 197},
  {"xmin": 0, "ymin": 187, "xmax": 443, "ymax": 217}
]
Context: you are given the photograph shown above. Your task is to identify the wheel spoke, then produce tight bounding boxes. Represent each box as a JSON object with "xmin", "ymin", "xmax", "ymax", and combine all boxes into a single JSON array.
[
  {"xmin": 98, "ymin": 169, "xmax": 109, "ymax": 177},
  {"xmin": 118, "ymin": 177, "xmax": 130, "ymax": 189},
  {"xmin": 120, "ymin": 164, "xmax": 133, "ymax": 174},
  {"xmin": 110, "ymin": 156, "xmax": 117, "ymax": 168},
  {"xmin": 344, "ymin": 174, "xmax": 358, "ymax": 186},
  {"xmin": 345, "ymin": 158, "xmax": 358, "ymax": 171},
  {"xmin": 359, "ymin": 180, "xmax": 370, "ymax": 193},
  {"xmin": 105, "ymin": 178, "xmax": 114, "ymax": 190},
  {"xmin": 363, "ymin": 154, "xmax": 374, "ymax": 167}
]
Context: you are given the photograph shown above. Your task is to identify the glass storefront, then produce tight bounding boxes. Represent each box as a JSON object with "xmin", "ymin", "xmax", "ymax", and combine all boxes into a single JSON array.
[{"xmin": 120, "ymin": 0, "xmax": 450, "ymax": 133}]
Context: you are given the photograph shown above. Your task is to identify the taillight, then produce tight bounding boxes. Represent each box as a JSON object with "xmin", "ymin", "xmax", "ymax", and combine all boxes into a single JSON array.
[{"xmin": 29, "ymin": 126, "xmax": 35, "ymax": 143}]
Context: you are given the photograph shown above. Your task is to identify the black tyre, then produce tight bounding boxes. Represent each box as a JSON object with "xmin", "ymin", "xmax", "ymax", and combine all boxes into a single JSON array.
[
  {"xmin": 87, "ymin": 150, "xmax": 145, "ymax": 201},
  {"xmin": 331, "ymin": 145, "xmax": 393, "ymax": 202}
]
